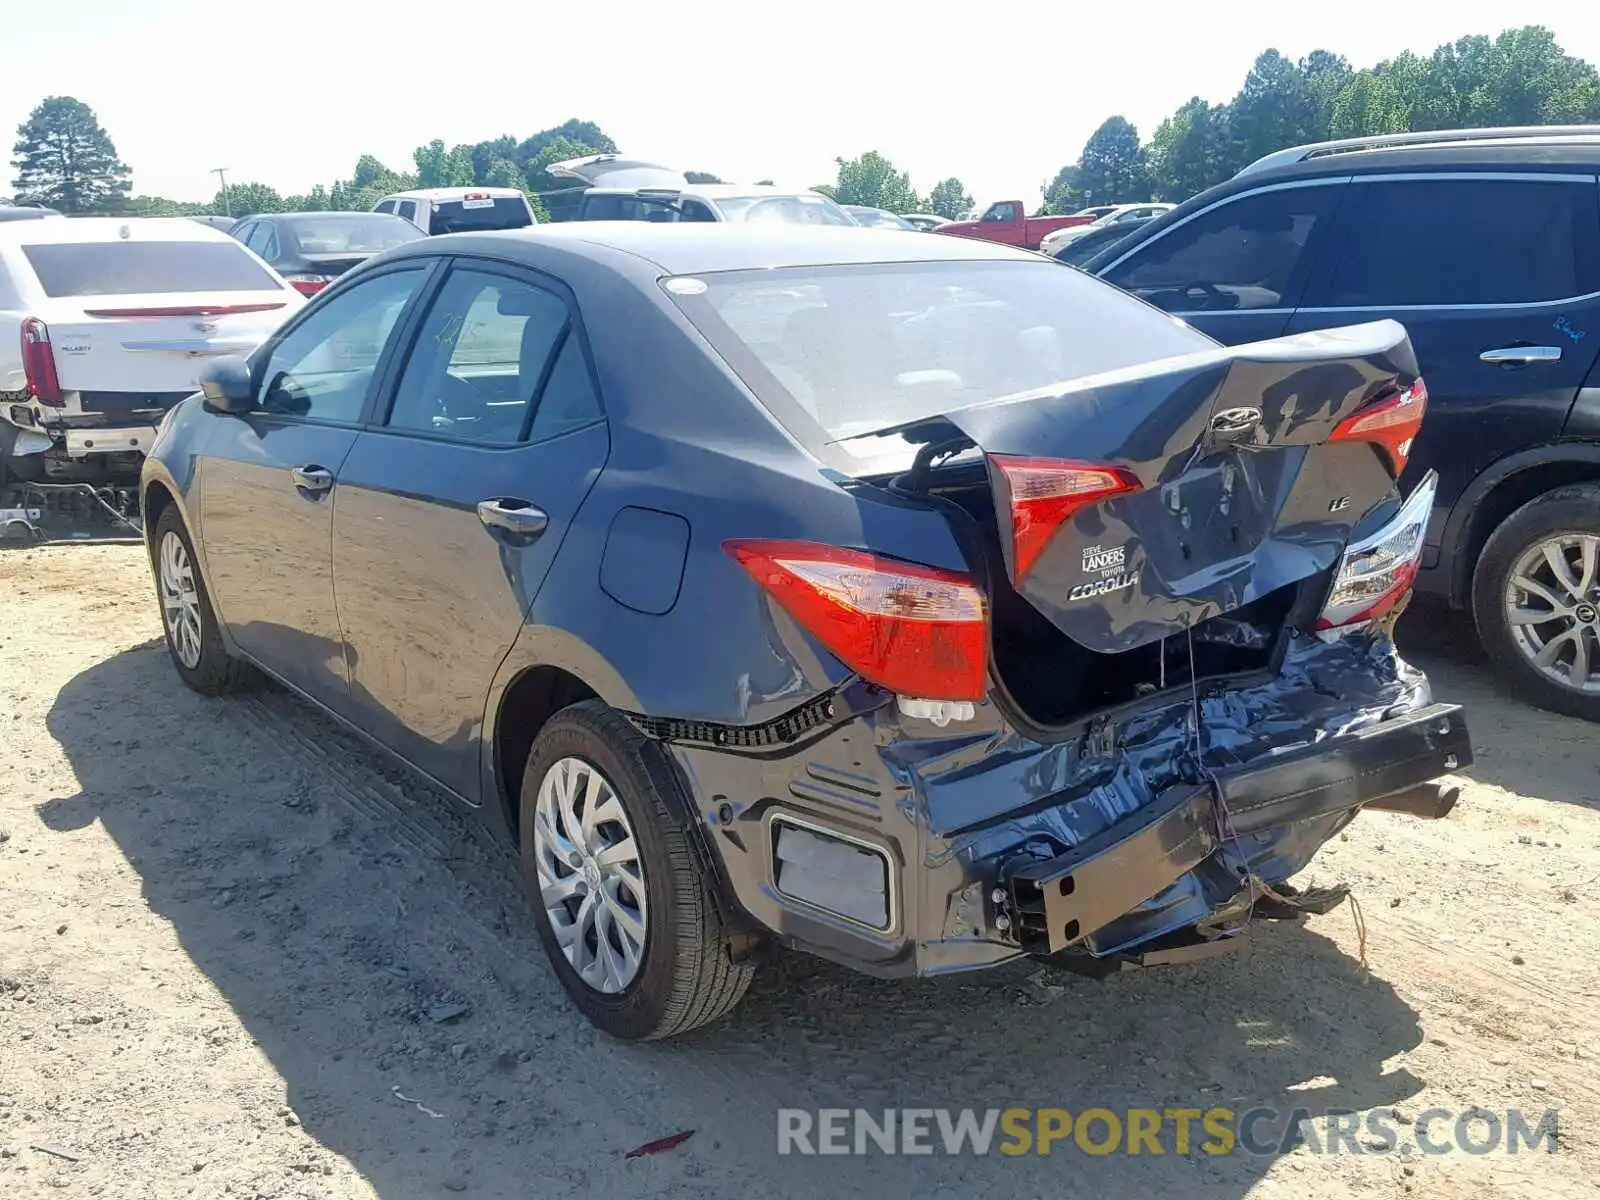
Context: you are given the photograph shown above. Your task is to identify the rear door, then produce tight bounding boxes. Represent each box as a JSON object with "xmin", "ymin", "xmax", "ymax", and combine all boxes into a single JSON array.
[
  {"xmin": 1097, "ymin": 179, "xmax": 1348, "ymax": 346},
  {"xmin": 198, "ymin": 265, "xmax": 433, "ymax": 709},
  {"xmin": 1285, "ymin": 173, "xmax": 1600, "ymax": 562},
  {"xmin": 331, "ymin": 260, "xmax": 608, "ymax": 798}
]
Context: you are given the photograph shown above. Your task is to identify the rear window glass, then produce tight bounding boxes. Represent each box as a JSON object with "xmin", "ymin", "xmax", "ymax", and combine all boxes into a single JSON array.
[
  {"xmin": 1315, "ymin": 178, "xmax": 1600, "ymax": 307},
  {"xmin": 713, "ymin": 195, "xmax": 855, "ymax": 227},
  {"xmin": 667, "ymin": 259, "xmax": 1213, "ymax": 447},
  {"xmin": 21, "ymin": 241, "xmax": 279, "ymax": 297},
  {"xmin": 289, "ymin": 215, "xmax": 422, "ymax": 254},
  {"xmin": 581, "ymin": 194, "xmax": 688, "ymax": 222},
  {"xmin": 427, "ymin": 196, "xmax": 534, "ymax": 235}
]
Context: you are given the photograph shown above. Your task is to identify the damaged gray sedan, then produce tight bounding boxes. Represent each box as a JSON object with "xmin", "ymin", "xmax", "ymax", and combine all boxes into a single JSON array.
[{"xmin": 142, "ymin": 226, "xmax": 1470, "ymax": 1039}]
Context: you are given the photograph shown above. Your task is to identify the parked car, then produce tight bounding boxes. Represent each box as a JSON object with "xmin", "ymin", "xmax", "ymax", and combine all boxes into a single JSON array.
[
  {"xmin": 229, "ymin": 211, "xmax": 424, "ymax": 296},
  {"xmin": 1050, "ymin": 217, "xmax": 1155, "ymax": 267},
  {"xmin": 899, "ymin": 212, "xmax": 947, "ymax": 232},
  {"xmin": 841, "ymin": 205, "xmax": 917, "ymax": 230},
  {"xmin": 141, "ymin": 223, "xmax": 1469, "ymax": 1039},
  {"xmin": 0, "ymin": 204, "xmax": 62, "ymax": 223},
  {"xmin": 1084, "ymin": 124, "xmax": 1600, "ymax": 719},
  {"xmin": 935, "ymin": 199, "xmax": 1096, "ymax": 250},
  {"xmin": 1038, "ymin": 203, "xmax": 1175, "ymax": 256},
  {"xmin": 548, "ymin": 156, "xmax": 855, "ymax": 227},
  {"xmin": 1, "ymin": 217, "xmax": 302, "ymax": 507},
  {"xmin": 373, "ymin": 187, "xmax": 538, "ymax": 236}
]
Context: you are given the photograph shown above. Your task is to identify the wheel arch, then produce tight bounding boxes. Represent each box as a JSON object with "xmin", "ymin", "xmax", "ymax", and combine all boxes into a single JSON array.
[{"xmin": 1441, "ymin": 444, "xmax": 1600, "ymax": 607}]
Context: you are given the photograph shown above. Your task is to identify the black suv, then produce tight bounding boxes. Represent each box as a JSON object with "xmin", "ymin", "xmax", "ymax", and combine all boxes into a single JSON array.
[{"xmin": 1086, "ymin": 126, "xmax": 1600, "ymax": 720}]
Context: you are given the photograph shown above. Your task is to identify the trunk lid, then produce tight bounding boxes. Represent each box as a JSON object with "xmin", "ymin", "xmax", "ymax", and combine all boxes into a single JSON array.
[
  {"xmin": 299, "ymin": 251, "xmax": 372, "ymax": 276},
  {"xmin": 878, "ymin": 320, "xmax": 1420, "ymax": 654},
  {"xmin": 39, "ymin": 293, "xmax": 297, "ymax": 395}
]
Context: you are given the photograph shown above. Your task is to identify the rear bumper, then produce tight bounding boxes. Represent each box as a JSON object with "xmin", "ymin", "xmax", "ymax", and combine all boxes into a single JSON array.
[{"xmin": 668, "ymin": 641, "xmax": 1469, "ymax": 978}]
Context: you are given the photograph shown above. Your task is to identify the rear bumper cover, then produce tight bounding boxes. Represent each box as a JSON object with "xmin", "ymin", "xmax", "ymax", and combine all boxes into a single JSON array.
[{"xmin": 1006, "ymin": 702, "xmax": 1469, "ymax": 955}]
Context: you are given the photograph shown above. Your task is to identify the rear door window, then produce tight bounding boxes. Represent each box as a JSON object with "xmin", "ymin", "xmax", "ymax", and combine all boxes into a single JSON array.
[
  {"xmin": 395, "ymin": 200, "xmax": 419, "ymax": 224},
  {"xmin": 386, "ymin": 268, "xmax": 576, "ymax": 443},
  {"xmin": 20, "ymin": 241, "xmax": 282, "ymax": 296},
  {"xmin": 1102, "ymin": 183, "xmax": 1340, "ymax": 313},
  {"xmin": 1309, "ymin": 177, "xmax": 1600, "ymax": 307}
]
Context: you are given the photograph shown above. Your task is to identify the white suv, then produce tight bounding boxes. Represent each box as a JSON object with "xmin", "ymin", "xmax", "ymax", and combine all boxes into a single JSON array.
[
  {"xmin": 1, "ymin": 217, "xmax": 302, "ymax": 497},
  {"xmin": 373, "ymin": 187, "xmax": 539, "ymax": 235}
]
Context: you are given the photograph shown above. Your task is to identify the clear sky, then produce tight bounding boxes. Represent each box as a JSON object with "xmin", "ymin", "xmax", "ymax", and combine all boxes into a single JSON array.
[{"xmin": 4, "ymin": 1, "xmax": 1599, "ymax": 210}]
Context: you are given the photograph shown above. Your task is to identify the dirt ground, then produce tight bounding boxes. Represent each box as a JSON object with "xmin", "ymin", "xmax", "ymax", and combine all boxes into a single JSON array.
[{"xmin": 2, "ymin": 543, "xmax": 1598, "ymax": 1199}]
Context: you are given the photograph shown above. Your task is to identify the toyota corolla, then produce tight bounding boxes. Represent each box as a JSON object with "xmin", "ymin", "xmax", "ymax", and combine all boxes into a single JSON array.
[{"xmin": 140, "ymin": 224, "xmax": 1471, "ymax": 1040}]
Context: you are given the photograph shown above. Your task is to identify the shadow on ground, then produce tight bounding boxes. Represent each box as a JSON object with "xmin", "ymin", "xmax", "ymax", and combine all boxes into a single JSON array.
[
  {"xmin": 40, "ymin": 643, "xmax": 1428, "ymax": 1199},
  {"xmin": 1397, "ymin": 599, "xmax": 1600, "ymax": 811}
]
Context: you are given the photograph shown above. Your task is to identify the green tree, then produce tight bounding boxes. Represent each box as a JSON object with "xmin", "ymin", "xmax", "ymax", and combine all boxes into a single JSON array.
[
  {"xmin": 524, "ymin": 137, "xmax": 601, "ymax": 221},
  {"xmin": 486, "ymin": 159, "xmax": 523, "ymax": 189},
  {"xmin": 1040, "ymin": 163, "xmax": 1084, "ymax": 215},
  {"xmin": 927, "ymin": 177, "xmax": 972, "ymax": 219},
  {"xmin": 1145, "ymin": 98, "xmax": 1234, "ymax": 201},
  {"xmin": 1329, "ymin": 71, "xmax": 1410, "ymax": 138},
  {"xmin": 10, "ymin": 96, "xmax": 131, "ymax": 213},
  {"xmin": 281, "ymin": 185, "xmax": 331, "ymax": 212},
  {"xmin": 469, "ymin": 136, "xmax": 518, "ymax": 183},
  {"xmin": 1076, "ymin": 117, "xmax": 1148, "ymax": 205},
  {"xmin": 216, "ymin": 181, "xmax": 282, "ymax": 217},
  {"xmin": 517, "ymin": 120, "xmax": 616, "ymax": 168},
  {"xmin": 828, "ymin": 151, "xmax": 921, "ymax": 212},
  {"xmin": 1228, "ymin": 50, "xmax": 1313, "ymax": 167},
  {"xmin": 413, "ymin": 140, "xmax": 474, "ymax": 189}
]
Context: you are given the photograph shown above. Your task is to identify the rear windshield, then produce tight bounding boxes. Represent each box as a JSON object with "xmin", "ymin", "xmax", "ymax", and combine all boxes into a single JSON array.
[
  {"xmin": 667, "ymin": 259, "xmax": 1214, "ymax": 446},
  {"xmin": 581, "ymin": 194, "xmax": 685, "ymax": 222},
  {"xmin": 21, "ymin": 241, "xmax": 280, "ymax": 297},
  {"xmin": 714, "ymin": 196, "xmax": 855, "ymax": 227},
  {"xmin": 289, "ymin": 214, "xmax": 422, "ymax": 254},
  {"xmin": 427, "ymin": 196, "xmax": 533, "ymax": 235}
]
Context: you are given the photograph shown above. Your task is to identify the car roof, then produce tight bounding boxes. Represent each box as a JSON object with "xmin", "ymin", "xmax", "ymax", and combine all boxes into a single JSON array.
[
  {"xmin": 382, "ymin": 187, "xmax": 526, "ymax": 201},
  {"xmin": 1236, "ymin": 137, "xmax": 1600, "ymax": 185},
  {"xmin": 0, "ymin": 216, "xmax": 238, "ymax": 245},
  {"xmin": 397, "ymin": 222, "xmax": 1041, "ymax": 275}
]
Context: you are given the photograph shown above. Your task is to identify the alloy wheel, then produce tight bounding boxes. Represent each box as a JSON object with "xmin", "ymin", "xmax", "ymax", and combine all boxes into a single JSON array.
[
  {"xmin": 1504, "ymin": 532, "xmax": 1600, "ymax": 694},
  {"xmin": 531, "ymin": 756, "xmax": 649, "ymax": 994},
  {"xmin": 159, "ymin": 530, "xmax": 204, "ymax": 670}
]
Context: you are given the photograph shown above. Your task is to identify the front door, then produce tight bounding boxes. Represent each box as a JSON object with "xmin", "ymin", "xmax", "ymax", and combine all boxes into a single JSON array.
[
  {"xmin": 331, "ymin": 261, "xmax": 609, "ymax": 799},
  {"xmin": 198, "ymin": 265, "xmax": 432, "ymax": 709},
  {"xmin": 1285, "ymin": 174, "xmax": 1600, "ymax": 559},
  {"xmin": 1096, "ymin": 178, "xmax": 1347, "ymax": 347}
]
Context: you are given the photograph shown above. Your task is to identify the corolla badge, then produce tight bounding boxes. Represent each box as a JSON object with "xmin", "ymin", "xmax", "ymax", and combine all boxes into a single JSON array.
[{"xmin": 1211, "ymin": 406, "xmax": 1264, "ymax": 435}]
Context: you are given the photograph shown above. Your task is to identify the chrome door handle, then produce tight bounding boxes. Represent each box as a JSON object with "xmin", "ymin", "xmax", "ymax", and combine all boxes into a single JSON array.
[
  {"xmin": 290, "ymin": 464, "xmax": 334, "ymax": 492},
  {"xmin": 1480, "ymin": 345, "xmax": 1562, "ymax": 365},
  {"xmin": 476, "ymin": 498, "xmax": 548, "ymax": 545}
]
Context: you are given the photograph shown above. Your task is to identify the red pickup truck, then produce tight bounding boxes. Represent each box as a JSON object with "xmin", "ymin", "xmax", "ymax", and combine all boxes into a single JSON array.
[{"xmin": 936, "ymin": 200, "xmax": 1103, "ymax": 250}]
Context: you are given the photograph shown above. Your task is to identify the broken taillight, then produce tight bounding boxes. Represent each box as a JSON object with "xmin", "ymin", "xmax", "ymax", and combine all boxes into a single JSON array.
[
  {"xmin": 1330, "ymin": 377, "xmax": 1427, "ymax": 476},
  {"xmin": 723, "ymin": 539, "xmax": 988, "ymax": 701},
  {"xmin": 1316, "ymin": 471, "xmax": 1437, "ymax": 632},
  {"xmin": 987, "ymin": 455, "xmax": 1142, "ymax": 580},
  {"xmin": 20, "ymin": 317, "xmax": 63, "ymax": 407}
]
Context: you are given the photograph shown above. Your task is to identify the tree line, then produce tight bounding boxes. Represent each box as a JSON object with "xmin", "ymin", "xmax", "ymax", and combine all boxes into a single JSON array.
[{"xmin": 8, "ymin": 26, "xmax": 1597, "ymax": 224}]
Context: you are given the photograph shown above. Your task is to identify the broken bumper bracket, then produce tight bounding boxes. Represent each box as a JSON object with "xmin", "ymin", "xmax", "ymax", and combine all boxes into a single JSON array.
[{"xmin": 1006, "ymin": 702, "xmax": 1471, "ymax": 955}]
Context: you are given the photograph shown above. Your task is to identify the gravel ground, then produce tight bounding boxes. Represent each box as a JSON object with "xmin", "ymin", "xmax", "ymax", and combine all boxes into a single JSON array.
[{"xmin": 2, "ymin": 543, "xmax": 1598, "ymax": 1199}]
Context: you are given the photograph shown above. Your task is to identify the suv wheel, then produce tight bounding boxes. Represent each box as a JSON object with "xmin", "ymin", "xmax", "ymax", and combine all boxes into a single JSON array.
[
  {"xmin": 519, "ymin": 701, "xmax": 754, "ymax": 1039},
  {"xmin": 151, "ymin": 506, "xmax": 250, "ymax": 695},
  {"xmin": 1473, "ymin": 484, "xmax": 1600, "ymax": 721}
]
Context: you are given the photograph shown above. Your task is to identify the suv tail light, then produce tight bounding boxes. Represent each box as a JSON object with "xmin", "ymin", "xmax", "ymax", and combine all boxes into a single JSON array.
[
  {"xmin": 1316, "ymin": 471, "xmax": 1437, "ymax": 632},
  {"xmin": 283, "ymin": 274, "xmax": 332, "ymax": 297},
  {"xmin": 20, "ymin": 317, "xmax": 63, "ymax": 406},
  {"xmin": 1330, "ymin": 377, "xmax": 1427, "ymax": 476},
  {"xmin": 724, "ymin": 540, "xmax": 988, "ymax": 701},
  {"xmin": 987, "ymin": 455, "xmax": 1142, "ymax": 580}
]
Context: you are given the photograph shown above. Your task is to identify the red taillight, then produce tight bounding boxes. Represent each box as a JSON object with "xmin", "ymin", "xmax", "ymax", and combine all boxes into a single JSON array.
[
  {"xmin": 724, "ymin": 539, "xmax": 988, "ymax": 701},
  {"xmin": 987, "ymin": 455, "xmax": 1143, "ymax": 580},
  {"xmin": 20, "ymin": 317, "xmax": 63, "ymax": 407},
  {"xmin": 1330, "ymin": 377, "xmax": 1427, "ymax": 476},
  {"xmin": 81, "ymin": 303, "xmax": 288, "ymax": 318},
  {"xmin": 284, "ymin": 275, "xmax": 331, "ymax": 297}
]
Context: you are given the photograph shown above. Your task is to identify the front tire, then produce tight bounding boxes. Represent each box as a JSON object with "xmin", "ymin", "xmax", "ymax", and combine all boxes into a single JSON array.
[
  {"xmin": 1473, "ymin": 484, "xmax": 1600, "ymax": 721},
  {"xmin": 150, "ymin": 506, "xmax": 248, "ymax": 696},
  {"xmin": 519, "ymin": 701, "xmax": 754, "ymax": 1039}
]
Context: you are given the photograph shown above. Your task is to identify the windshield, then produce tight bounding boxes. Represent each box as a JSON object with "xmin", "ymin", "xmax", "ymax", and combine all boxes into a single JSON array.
[
  {"xmin": 21, "ymin": 241, "xmax": 280, "ymax": 296},
  {"xmin": 290, "ymin": 214, "xmax": 422, "ymax": 254},
  {"xmin": 667, "ymin": 259, "xmax": 1213, "ymax": 447},
  {"xmin": 427, "ymin": 196, "xmax": 534, "ymax": 235},
  {"xmin": 714, "ymin": 195, "xmax": 855, "ymax": 227}
]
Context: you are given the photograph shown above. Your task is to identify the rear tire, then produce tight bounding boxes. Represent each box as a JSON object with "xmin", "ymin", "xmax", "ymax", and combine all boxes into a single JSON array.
[
  {"xmin": 519, "ymin": 701, "xmax": 754, "ymax": 1040},
  {"xmin": 1472, "ymin": 484, "xmax": 1600, "ymax": 722},
  {"xmin": 150, "ymin": 506, "xmax": 249, "ymax": 696}
]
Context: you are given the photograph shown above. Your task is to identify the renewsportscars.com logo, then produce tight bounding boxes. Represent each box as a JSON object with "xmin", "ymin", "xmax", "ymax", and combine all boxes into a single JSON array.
[{"xmin": 776, "ymin": 1107, "xmax": 1560, "ymax": 1157}]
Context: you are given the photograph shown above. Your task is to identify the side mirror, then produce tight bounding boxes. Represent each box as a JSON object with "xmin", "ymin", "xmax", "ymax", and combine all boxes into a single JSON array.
[{"xmin": 198, "ymin": 356, "xmax": 256, "ymax": 414}]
